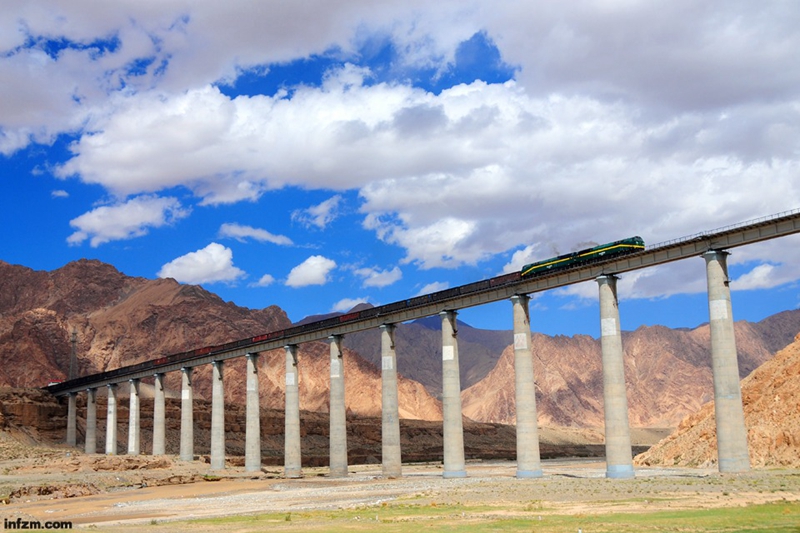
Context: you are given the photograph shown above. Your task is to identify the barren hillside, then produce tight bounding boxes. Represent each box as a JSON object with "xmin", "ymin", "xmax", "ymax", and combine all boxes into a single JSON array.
[
  {"xmin": 635, "ymin": 333, "xmax": 800, "ymax": 468},
  {"xmin": 461, "ymin": 318, "xmax": 800, "ymax": 429},
  {"xmin": 0, "ymin": 260, "xmax": 441, "ymax": 420}
]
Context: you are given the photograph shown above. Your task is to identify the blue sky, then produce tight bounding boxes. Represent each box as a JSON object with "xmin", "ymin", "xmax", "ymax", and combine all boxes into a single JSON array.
[{"xmin": 2, "ymin": 2, "xmax": 800, "ymax": 337}]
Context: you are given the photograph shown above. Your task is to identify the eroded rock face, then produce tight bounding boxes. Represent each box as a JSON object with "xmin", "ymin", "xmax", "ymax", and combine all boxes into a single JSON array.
[
  {"xmin": 0, "ymin": 260, "xmax": 441, "ymax": 421},
  {"xmin": 461, "ymin": 317, "xmax": 800, "ymax": 429},
  {"xmin": 635, "ymin": 333, "xmax": 800, "ymax": 468},
  {"xmin": 0, "ymin": 388, "xmax": 65, "ymax": 443}
]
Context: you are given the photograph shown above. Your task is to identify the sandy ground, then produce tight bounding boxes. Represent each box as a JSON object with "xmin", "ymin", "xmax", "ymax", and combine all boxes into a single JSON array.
[{"xmin": 2, "ymin": 456, "xmax": 799, "ymax": 531}]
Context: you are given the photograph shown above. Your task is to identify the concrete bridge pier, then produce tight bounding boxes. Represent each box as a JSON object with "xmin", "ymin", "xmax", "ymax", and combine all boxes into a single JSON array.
[
  {"xmin": 180, "ymin": 367, "xmax": 194, "ymax": 461},
  {"xmin": 510, "ymin": 295, "xmax": 542, "ymax": 478},
  {"xmin": 152, "ymin": 373, "xmax": 166, "ymax": 455},
  {"xmin": 66, "ymin": 392, "xmax": 77, "ymax": 447},
  {"xmin": 105, "ymin": 384, "xmax": 118, "ymax": 455},
  {"xmin": 210, "ymin": 361, "xmax": 226, "ymax": 470},
  {"xmin": 284, "ymin": 344, "xmax": 302, "ymax": 478},
  {"xmin": 703, "ymin": 250, "xmax": 751, "ymax": 472},
  {"xmin": 245, "ymin": 353, "xmax": 261, "ymax": 472},
  {"xmin": 329, "ymin": 335, "xmax": 348, "ymax": 477},
  {"xmin": 85, "ymin": 388, "xmax": 97, "ymax": 454},
  {"xmin": 596, "ymin": 275, "xmax": 634, "ymax": 479},
  {"xmin": 440, "ymin": 310, "xmax": 466, "ymax": 478},
  {"xmin": 127, "ymin": 379, "xmax": 141, "ymax": 455},
  {"xmin": 380, "ymin": 324, "xmax": 402, "ymax": 478}
]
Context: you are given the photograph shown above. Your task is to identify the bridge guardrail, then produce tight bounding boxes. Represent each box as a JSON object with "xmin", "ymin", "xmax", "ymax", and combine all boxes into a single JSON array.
[{"xmin": 646, "ymin": 207, "xmax": 800, "ymax": 251}]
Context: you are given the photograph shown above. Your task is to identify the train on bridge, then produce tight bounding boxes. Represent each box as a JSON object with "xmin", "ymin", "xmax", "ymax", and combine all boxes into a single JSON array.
[{"xmin": 51, "ymin": 236, "xmax": 645, "ymax": 392}]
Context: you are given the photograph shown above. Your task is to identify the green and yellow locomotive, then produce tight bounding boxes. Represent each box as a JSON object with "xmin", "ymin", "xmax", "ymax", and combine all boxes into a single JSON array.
[{"xmin": 521, "ymin": 236, "xmax": 645, "ymax": 278}]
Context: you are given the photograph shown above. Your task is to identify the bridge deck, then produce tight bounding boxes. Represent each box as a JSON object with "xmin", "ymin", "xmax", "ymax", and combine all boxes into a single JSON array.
[{"xmin": 49, "ymin": 208, "xmax": 800, "ymax": 395}]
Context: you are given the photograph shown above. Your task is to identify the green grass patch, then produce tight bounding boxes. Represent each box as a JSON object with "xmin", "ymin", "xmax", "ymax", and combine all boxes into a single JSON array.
[{"xmin": 109, "ymin": 500, "xmax": 800, "ymax": 533}]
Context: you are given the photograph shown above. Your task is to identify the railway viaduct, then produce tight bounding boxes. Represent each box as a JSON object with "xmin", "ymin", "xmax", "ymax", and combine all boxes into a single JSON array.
[{"xmin": 49, "ymin": 208, "xmax": 800, "ymax": 479}]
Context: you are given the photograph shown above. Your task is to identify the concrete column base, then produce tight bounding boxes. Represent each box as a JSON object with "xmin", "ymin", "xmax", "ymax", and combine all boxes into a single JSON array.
[
  {"xmin": 284, "ymin": 467, "xmax": 303, "ymax": 479},
  {"xmin": 380, "ymin": 324, "xmax": 402, "ymax": 479},
  {"xmin": 66, "ymin": 393, "xmax": 77, "ymax": 447},
  {"xmin": 328, "ymin": 335, "xmax": 348, "ymax": 478},
  {"xmin": 516, "ymin": 469, "xmax": 543, "ymax": 479},
  {"xmin": 244, "ymin": 353, "xmax": 261, "ymax": 473},
  {"xmin": 152, "ymin": 373, "xmax": 166, "ymax": 456},
  {"xmin": 703, "ymin": 250, "xmax": 751, "ymax": 473},
  {"xmin": 284, "ymin": 345, "xmax": 302, "ymax": 479},
  {"xmin": 180, "ymin": 367, "xmax": 194, "ymax": 462},
  {"xmin": 606, "ymin": 464, "xmax": 635, "ymax": 479},
  {"xmin": 440, "ymin": 310, "xmax": 466, "ymax": 479},
  {"xmin": 127, "ymin": 379, "xmax": 141, "ymax": 455},
  {"xmin": 105, "ymin": 384, "xmax": 118, "ymax": 455},
  {"xmin": 596, "ymin": 275, "xmax": 635, "ymax": 480},
  {"xmin": 85, "ymin": 388, "xmax": 97, "ymax": 455},
  {"xmin": 210, "ymin": 361, "xmax": 226, "ymax": 471}
]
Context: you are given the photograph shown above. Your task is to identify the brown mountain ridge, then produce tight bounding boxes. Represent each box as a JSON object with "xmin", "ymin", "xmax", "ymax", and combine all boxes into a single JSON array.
[
  {"xmin": 0, "ymin": 259, "xmax": 442, "ymax": 421},
  {"xmin": 2, "ymin": 258, "xmax": 799, "ymax": 436},
  {"xmin": 459, "ymin": 314, "xmax": 800, "ymax": 429}
]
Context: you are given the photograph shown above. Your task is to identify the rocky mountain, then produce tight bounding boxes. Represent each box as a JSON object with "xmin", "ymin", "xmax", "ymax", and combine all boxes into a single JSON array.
[
  {"xmin": 0, "ymin": 260, "xmax": 441, "ymax": 420},
  {"xmin": 460, "ymin": 315, "xmax": 800, "ymax": 428},
  {"xmin": 635, "ymin": 332, "xmax": 800, "ymax": 468},
  {"xmin": 2, "ymin": 258, "xmax": 799, "ymax": 433}
]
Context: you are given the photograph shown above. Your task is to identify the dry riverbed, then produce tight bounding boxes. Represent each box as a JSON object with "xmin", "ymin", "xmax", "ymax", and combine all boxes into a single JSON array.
[{"xmin": 2, "ymin": 451, "xmax": 799, "ymax": 531}]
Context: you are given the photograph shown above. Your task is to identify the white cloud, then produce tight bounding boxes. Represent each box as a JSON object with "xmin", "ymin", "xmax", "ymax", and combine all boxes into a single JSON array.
[
  {"xmin": 51, "ymin": 190, "xmax": 69, "ymax": 198},
  {"xmin": 158, "ymin": 243, "xmax": 245, "ymax": 285},
  {"xmin": 733, "ymin": 264, "xmax": 778, "ymax": 291},
  {"xmin": 219, "ymin": 222, "xmax": 292, "ymax": 245},
  {"xmin": 285, "ymin": 255, "xmax": 337, "ymax": 288},
  {"xmin": 331, "ymin": 297, "xmax": 369, "ymax": 313},
  {"xmin": 416, "ymin": 281, "xmax": 449, "ymax": 296},
  {"xmin": 354, "ymin": 266, "xmax": 402, "ymax": 288},
  {"xmin": 47, "ymin": 61, "xmax": 800, "ymax": 290},
  {"xmin": 67, "ymin": 195, "xmax": 189, "ymax": 247},
  {"xmin": 292, "ymin": 195, "xmax": 342, "ymax": 229},
  {"xmin": 5, "ymin": 2, "xmax": 800, "ymax": 300},
  {"xmin": 483, "ymin": 2, "xmax": 800, "ymax": 112},
  {"xmin": 252, "ymin": 273, "xmax": 276, "ymax": 287}
]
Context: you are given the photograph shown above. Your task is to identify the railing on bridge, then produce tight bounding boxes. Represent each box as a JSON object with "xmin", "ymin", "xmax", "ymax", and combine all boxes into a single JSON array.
[{"xmin": 646, "ymin": 207, "xmax": 800, "ymax": 251}]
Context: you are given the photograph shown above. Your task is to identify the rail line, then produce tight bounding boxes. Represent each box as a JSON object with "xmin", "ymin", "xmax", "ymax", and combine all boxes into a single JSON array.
[{"xmin": 48, "ymin": 208, "xmax": 800, "ymax": 395}]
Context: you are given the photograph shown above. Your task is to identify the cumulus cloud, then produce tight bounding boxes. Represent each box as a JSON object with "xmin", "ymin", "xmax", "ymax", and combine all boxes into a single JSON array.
[
  {"xmin": 331, "ymin": 297, "xmax": 369, "ymax": 313},
  {"xmin": 252, "ymin": 273, "xmax": 276, "ymax": 287},
  {"xmin": 733, "ymin": 264, "xmax": 778, "ymax": 291},
  {"xmin": 354, "ymin": 266, "xmax": 402, "ymax": 288},
  {"xmin": 0, "ymin": 2, "xmax": 478, "ymax": 154},
  {"xmin": 158, "ymin": 243, "xmax": 245, "ymax": 285},
  {"xmin": 46, "ymin": 46, "xmax": 800, "ymax": 288},
  {"xmin": 67, "ymin": 195, "xmax": 190, "ymax": 247},
  {"xmin": 292, "ymin": 195, "xmax": 342, "ymax": 229},
  {"xmin": 51, "ymin": 190, "xmax": 69, "ymax": 198},
  {"xmin": 285, "ymin": 255, "xmax": 337, "ymax": 287},
  {"xmin": 219, "ymin": 222, "xmax": 292, "ymax": 245}
]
